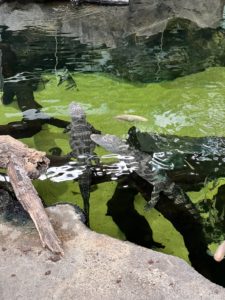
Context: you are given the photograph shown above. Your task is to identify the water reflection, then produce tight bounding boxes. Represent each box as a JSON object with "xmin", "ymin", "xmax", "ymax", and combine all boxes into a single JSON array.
[
  {"xmin": 0, "ymin": 20, "xmax": 225, "ymax": 89},
  {"xmin": 37, "ymin": 153, "xmax": 137, "ymax": 182}
]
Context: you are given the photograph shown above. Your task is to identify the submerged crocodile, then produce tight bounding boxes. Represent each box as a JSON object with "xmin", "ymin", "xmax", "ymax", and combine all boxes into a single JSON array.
[
  {"xmin": 68, "ymin": 102, "xmax": 100, "ymax": 226},
  {"xmin": 91, "ymin": 132, "xmax": 199, "ymax": 217},
  {"xmin": 127, "ymin": 126, "xmax": 225, "ymax": 190}
]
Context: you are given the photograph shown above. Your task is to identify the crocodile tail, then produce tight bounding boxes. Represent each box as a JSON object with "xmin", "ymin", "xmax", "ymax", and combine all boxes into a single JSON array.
[
  {"xmin": 78, "ymin": 167, "xmax": 92, "ymax": 226},
  {"xmin": 164, "ymin": 182, "xmax": 200, "ymax": 219}
]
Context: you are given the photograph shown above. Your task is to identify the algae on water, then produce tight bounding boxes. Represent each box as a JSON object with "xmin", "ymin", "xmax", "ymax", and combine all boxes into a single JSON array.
[{"xmin": 2, "ymin": 67, "xmax": 225, "ymax": 263}]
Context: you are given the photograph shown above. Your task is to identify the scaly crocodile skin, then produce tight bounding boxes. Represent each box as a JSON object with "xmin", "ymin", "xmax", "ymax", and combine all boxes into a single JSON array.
[
  {"xmin": 68, "ymin": 102, "xmax": 98, "ymax": 226},
  {"xmin": 91, "ymin": 133, "xmax": 198, "ymax": 217}
]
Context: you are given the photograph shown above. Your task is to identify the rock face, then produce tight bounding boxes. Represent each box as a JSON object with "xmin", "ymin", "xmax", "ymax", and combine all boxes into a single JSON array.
[
  {"xmin": 0, "ymin": 204, "xmax": 225, "ymax": 300},
  {"xmin": 0, "ymin": 0, "xmax": 225, "ymax": 42}
]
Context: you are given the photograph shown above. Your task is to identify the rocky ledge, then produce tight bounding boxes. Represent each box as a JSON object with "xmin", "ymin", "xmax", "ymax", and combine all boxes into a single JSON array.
[
  {"xmin": 0, "ymin": 0, "xmax": 225, "ymax": 42},
  {"xmin": 0, "ymin": 204, "xmax": 225, "ymax": 300}
]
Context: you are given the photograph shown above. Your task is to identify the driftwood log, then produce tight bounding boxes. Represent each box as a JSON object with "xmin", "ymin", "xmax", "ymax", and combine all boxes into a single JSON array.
[{"xmin": 0, "ymin": 135, "xmax": 63, "ymax": 255}]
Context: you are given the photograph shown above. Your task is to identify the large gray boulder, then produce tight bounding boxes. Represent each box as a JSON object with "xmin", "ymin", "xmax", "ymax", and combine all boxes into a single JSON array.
[
  {"xmin": 0, "ymin": 204, "xmax": 225, "ymax": 300},
  {"xmin": 0, "ymin": 0, "xmax": 224, "ymax": 44}
]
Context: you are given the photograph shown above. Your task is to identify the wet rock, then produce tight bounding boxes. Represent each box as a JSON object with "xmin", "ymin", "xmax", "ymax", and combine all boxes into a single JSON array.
[
  {"xmin": 0, "ymin": 187, "xmax": 30, "ymax": 226},
  {"xmin": 0, "ymin": 203, "xmax": 225, "ymax": 299},
  {"xmin": 0, "ymin": 1, "xmax": 224, "ymax": 41}
]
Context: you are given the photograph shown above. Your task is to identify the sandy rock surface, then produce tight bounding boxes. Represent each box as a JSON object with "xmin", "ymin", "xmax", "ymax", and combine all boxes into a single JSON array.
[{"xmin": 0, "ymin": 204, "xmax": 225, "ymax": 300}]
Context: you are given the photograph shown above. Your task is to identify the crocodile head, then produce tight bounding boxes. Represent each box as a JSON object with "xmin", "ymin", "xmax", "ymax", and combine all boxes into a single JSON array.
[
  {"xmin": 69, "ymin": 102, "xmax": 85, "ymax": 119},
  {"xmin": 91, "ymin": 134, "xmax": 129, "ymax": 154}
]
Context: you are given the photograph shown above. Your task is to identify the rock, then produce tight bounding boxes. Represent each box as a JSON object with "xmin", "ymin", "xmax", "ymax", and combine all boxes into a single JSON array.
[
  {"xmin": 0, "ymin": 203, "xmax": 225, "ymax": 300},
  {"xmin": 0, "ymin": 187, "xmax": 30, "ymax": 226},
  {"xmin": 0, "ymin": 1, "xmax": 224, "ymax": 41}
]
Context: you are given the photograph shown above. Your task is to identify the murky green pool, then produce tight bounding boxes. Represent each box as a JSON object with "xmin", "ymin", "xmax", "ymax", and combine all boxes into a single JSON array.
[{"xmin": 1, "ymin": 12, "xmax": 225, "ymax": 267}]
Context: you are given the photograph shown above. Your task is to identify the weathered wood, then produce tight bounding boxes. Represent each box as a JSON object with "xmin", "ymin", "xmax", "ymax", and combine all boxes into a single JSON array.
[
  {"xmin": 0, "ymin": 135, "xmax": 49, "ymax": 177},
  {"xmin": 0, "ymin": 135, "xmax": 64, "ymax": 255}
]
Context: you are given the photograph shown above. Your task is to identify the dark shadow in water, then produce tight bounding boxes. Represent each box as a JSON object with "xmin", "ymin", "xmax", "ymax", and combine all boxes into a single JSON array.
[
  {"xmin": 107, "ymin": 173, "xmax": 225, "ymax": 287},
  {"xmin": 0, "ymin": 27, "xmax": 70, "ymax": 138},
  {"xmin": 107, "ymin": 176, "xmax": 164, "ymax": 249}
]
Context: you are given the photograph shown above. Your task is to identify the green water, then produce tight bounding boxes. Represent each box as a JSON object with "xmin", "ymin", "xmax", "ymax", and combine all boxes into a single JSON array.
[{"xmin": 2, "ymin": 66, "xmax": 225, "ymax": 262}]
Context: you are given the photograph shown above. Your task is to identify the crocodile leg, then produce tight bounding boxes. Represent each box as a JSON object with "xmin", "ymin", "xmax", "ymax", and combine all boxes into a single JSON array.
[
  {"xmin": 144, "ymin": 184, "xmax": 161, "ymax": 209},
  {"xmin": 162, "ymin": 180, "xmax": 199, "ymax": 219},
  {"xmin": 139, "ymin": 167, "xmax": 171, "ymax": 210},
  {"xmin": 142, "ymin": 166, "xmax": 199, "ymax": 219}
]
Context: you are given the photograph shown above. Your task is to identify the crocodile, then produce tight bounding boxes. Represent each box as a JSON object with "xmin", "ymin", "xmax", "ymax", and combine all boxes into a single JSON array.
[
  {"xmin": 127, "ymin": 126, "xmax": 225, "ymax": 190},
  {"xmin": 91, "ymin": 132, "xmax": 199, "ymax": 217},
  {"xmin": 68, "ymin": 102, "xmax": 100, "ymax": 226}
]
